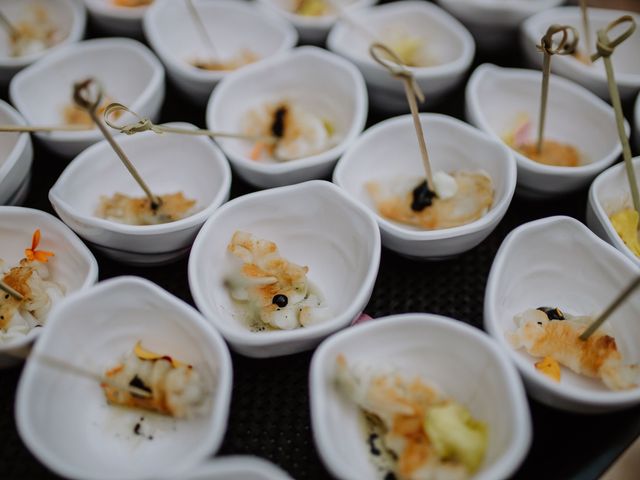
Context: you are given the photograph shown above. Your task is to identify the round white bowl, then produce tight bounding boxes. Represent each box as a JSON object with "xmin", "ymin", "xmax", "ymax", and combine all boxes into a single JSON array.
[
  {"xmin": 522, "ymin": 7, "xmax": 640, "ymax": 102},
  {"xmin": 49, "ymin": 122, "xmax": 232, "ymax": 266},
  {"xmin": 436, "ymin": 0, "xmax": 564, "ymax": 51},
  {"xmin": 0, "ymin": 0, "xmax": 86, "ymax": 85},
  {"xmin": 16, "ymin": 276, "xmax": 233, "ymax": 480},
  {"xmin": 587, "ymin": 156, "xmax": 640, "ymax": 268},
  {"xmin": 9, "ymin": 37, "xmax": 165, "ymax": 158},
  {"xmin": 84, "ymin": 0, "xmax": 151, "ymax": 37},
  {"xmin": 333, "ymin": 113, "xmax": 516, "ymax": 259},
  {"xmin": 310, "ymin": 313, "xmax": 532, "ymax": 480},
  {"xmin": 466, "ymin": 64, "xmax": 626, "ymax": 196},
  {"xmin": 327, "ymin": 0, "xmax": 475, "ymax": 112},
  {"xmin": 485, "ymin": 216, "xmax": 640, "ymax": 413},
  {"xmin": 173, "ymin": 456, "xmax": 293, "ymax": 480},
  {"xmin": 206, "ymin": 46, "xmax": 367, "ymax": 189},
  {"xmin": 0, "ymin": 206, "xmax": 98, "ymax": 366},
  {"xmin": 0, "ymin": 100, "xmax": 33, "ymax": 206},
  {"xmin": 256, "ymin": 0, "xmax": 377, "ymax": 45},
  {"xmin": 143, "ymin": 0, "xmax": 298, "ymax": 104},
  {"xmin": 188, "ymin": 180, "xmax": 381, "ymax": 358}
]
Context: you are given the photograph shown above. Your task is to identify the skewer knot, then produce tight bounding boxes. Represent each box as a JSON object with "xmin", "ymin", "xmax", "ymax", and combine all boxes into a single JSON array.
[
  {"xmin": 369, "ymin": 43, "xmax": 425, "ymax": 103},
  {"xmin": 536, "ymin": 24, "xmax": 579, "ymax": 56},
  {"xmin": 72, "ymin": 78, "xmax": 104, "ymax": 113},
  {"xmin": 593, "ymin": 15, "xmax": 636, "ymax": 61},
  {"xmin": 104, "ymin": 103, "xmax": 164, "ymax": 135}
]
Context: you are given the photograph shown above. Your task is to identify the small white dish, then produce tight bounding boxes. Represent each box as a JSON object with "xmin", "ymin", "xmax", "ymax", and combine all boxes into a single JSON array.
[
  {"xmin": 10, "ymin": 37, "xmax": 165, "ymax": 158},
  {"xmin": 144, "ymin": 0, "xmax": 298, "ymax": 104},
  {"xmin": 256, "ymin": 0, "xmax": 377, "ymax": 45},
  {"xmin": 310, "ymin": 313, "xmax": 532, "ymax": 480},
  {"xmin": 0, "ymin": 206, "xmax": 98, "ymax": 366},
  {"xmin": 206, "ymin": 46, "xmax": 367, "ymax": 189},
  {"xmin": 188, "ymin": 180, "xmax": 381, "ymax": 358},
  {"xmin": 0, "ymin": 0, "xmax": 86, "ymax": 85},
  {"xmin": 333, "ymin": 113, "xmax": 516, "ymax": 259},
  {"xmin": 173, "ymin": 456, "xmax": 293, "ymax": 480},
  {"xmin": 0, "ymin": 100, "xmax": 33, "ymax": 206},
  {"xmin": 466, "ymin": 64, "xmax": 626, "ymax": 196},
  {"xmin": 522, "ymin": 7, "xmax": 640, "ymax": 102},
  {"xmin": 485, "ymin": 216, "xmax": 640, "ymax": 413},
  {"xmin": 84, "ymin": 0, "xmax": 151, "ymax": 37},
  {"xmin": 16, "ymin": 276, "xmax": 233, "ymax": 480},
  {"xmin": 436, "ymin": 0, "xmax": 563, "ymax": 51},
  {"xmin": 49, "ymin": 122, "xmax": 232, "ymax": 266},
  {"xmin": 327, "ymin": 0, "xmax": 475, "ymax": 112},
  {"xmin": 587, "ymin": 156, "xmax": 640, "ymax": 268}
]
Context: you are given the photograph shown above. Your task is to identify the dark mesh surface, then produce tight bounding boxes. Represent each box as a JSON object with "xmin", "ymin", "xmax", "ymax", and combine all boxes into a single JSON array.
[{"xmin": 1, "ymin": 2, "xmax": 640, "ymax": 479}]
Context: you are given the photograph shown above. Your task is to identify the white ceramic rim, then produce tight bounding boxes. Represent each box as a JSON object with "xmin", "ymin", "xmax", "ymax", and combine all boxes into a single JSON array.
[
  {"xmin": 188, "ymin": 180, "xmax": 382, "ymax": 349},
  {"xmin": 256, "ymin": 0, "xmax": 378, "ymax": 29},
  {"xmin": 0, "ymin": 99, "xmax": 30, "ymax": 187},
  {"xmin": 437, "ymin": 0, "xmax": 563, "ymax": 16}
]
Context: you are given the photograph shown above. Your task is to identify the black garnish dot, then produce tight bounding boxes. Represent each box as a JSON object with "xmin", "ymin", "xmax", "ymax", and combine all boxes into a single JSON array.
[
  {"xmin": 384, "ymin": 473, "xmax": 397, "ymax": 480},
  {"xmin": 133, "ymin": 422, "xmax": 142, "ymax": 436},
  {"xmin": 537, "ymin": 322, "xmax": 543, "ymax": 326},
  {"xmin": 0, "ymin": 316, "xmax": 3, "ymax": 320},
  {"xmin": 271, "ymin": 106, "xmax": 287, "ymax": 138},
  {"xmin": 537, "ymin": 307, "xmax": 565, "ymax": 321},
  {"xmin": 34, "ymin": 324, "xmax": 42, "ymax": 328},
  {"xmin": 148, "ymin": 436, "xmax": 154, "ymax": 440},
  {"xmin": 410, "ymin": 180, "xmax": 437, "ymax": 212},
  {"xmin": 272, "ymin": 294, "xmax": 288, "ymax": 308},
  {"xmin": 4, "ymin": 294, "xmax": 9, "ymax": 299},
  {"xmin": 129, "ymin": 375, "xmax": 152, "ymax": 397},
  {"xmin": 368, "ymin": 433, "xmax": 381, "ymax": 456}
]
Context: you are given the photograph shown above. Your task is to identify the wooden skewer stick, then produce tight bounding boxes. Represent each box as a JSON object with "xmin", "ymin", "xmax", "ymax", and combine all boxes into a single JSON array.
[
  {"xmin": 0, "ymin": 124, "xmax": 92, "ymax": 133},
  {"xmin": 589, "ymin": 16, "xmax": 639, "ymax": 214},
  {"xmin": 579, "ymin": 0, "xmax": 593, "ymax": 63},
  {"xmin": 0, "ymin": 280, "xmax": 24, "ymax": 301},
  {"xmin": 73, "ymin": 78, "xmax": 162, "ymax": 211},
  {"xmin": 186, "ymin": 0, "xmax": 218, "ymax": 60},
  {"xmin": 535, "ymin": 25, "xmax": 579, "ymax": 154},
  {"xmin": 580, "ymin": 276, "xmax": 640, "ymax": 341},
  {"xmin": 369, "ymin": 43, "xmax": 433, "ymax": 192}
]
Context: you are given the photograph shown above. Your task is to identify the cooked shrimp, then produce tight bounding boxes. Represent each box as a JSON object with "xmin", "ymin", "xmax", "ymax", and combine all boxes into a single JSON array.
[{"xmin": 96, "ymin": 192, "xmax": 196, "ymax": 226}]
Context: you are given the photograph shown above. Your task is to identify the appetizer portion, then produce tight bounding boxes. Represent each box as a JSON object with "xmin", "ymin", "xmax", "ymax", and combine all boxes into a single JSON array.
[
  {"xmin": 112, "ymin": 0, "xmax": 154, "ymax": 7},
  {"xmin": 191, "ymin": 50, "xmax": 259, "ymax": 72},
  {"xmin": 508, "ymin": 307, "xmax": 640, "ymax": 390},
  {"xmin": 294, "ymin": 0, "xmax": 332, "ymax": 16},
  {"xmin": 381, "ymin": 27, "xmax": 434, "ymax": 68},
  {"xmin": 224, "ymin": 231, "xmax": 329, "ymax": 331},
  {"xmin": 610, "ymin": 207, "xmax": 640, "ymax": 258},
  {"xmin": 102, "ymin": 341, "xmax": 209, "ymax": 419},
  {"xmin": 0, "ymin": 230, "xmax": 64, "ymax": 342},
  {"xmin": 243, "ymin": 100, "xmax": 337, "ymax": 162},
  {"xmin": 96, "ymin": 192, "xmax": 197, "ymax": 226},
  {"xmin": 336, "ymin": 355, "xmax": 488, "ymax": 480},
  {"xmin": 503, "ymin": 114, "xmax": 582, "ymax": 167},
  {"xmin": 7, "ymin": 6, "xmax": 64, "ymax": 57},
  {"xmin": 366, "ymin": 171, "xmax": 494, "ymax": 230}
]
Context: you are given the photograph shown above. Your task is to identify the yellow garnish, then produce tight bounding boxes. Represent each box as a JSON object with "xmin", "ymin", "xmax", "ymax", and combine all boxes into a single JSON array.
[
  {"xmin": 535, "ymin": 356, "xmax": 561, "ymax": 382},
  {"xmin": 295, "ymin": 0, "xmax": 329, "ymax": 16},
  {"xmin": 611, "ymin": 208, "xmax": 640, "ymax": 257},
  {"xmin": 133, "ymin": 341, "xmax": 183, "ymax": 368},
  {"xmin": 322, "ymin": 119, "xmax": 334, "ymax": 137},
  {"xmin": 387, "ymin": 36, "xmax": 425, "ymax": 67}
]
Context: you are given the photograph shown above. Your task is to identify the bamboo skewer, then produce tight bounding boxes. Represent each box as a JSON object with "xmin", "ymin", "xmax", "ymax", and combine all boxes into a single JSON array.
[
  {"xmin": 186, "ymin": 0, "xmax": 219, "ymax": 60},
  {"xmin": 0, "ymin": 124, "xmax": 91, "ymax": 133},
  {"xmin": 0, "ymin": 281, "xmax": 24, "ymax": 301},
  {"xmin": 579, "ymin": 0, "xmax": 593, "ymax": 63}
]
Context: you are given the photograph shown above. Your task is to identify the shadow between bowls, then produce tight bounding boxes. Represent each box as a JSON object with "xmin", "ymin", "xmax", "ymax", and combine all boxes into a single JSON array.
[{"xmin": 0, "ymin": 99, "xmax": 33, "ymax": 206}]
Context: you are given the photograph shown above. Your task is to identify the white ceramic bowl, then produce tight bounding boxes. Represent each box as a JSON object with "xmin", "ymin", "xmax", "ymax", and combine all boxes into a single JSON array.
[
  {"xmin": 0, "ymin": 100, "xmax": 33, "ymax": 206},
  {"xmin": 256, "ymin": 0, "xmax": 377, "ymax": 45},
  {"xmin": 333, "ymin": 113, "xmax": 516, "ymax": 259},
  {"xmin": 436, "ymin": 0, "xmax": 564, "ymax": 51},
  {"xmin": 466, "ymin": 64, "xmax": 626, "ymax": 196},
  {"xmin": 16, "ymin": 276, "xmax": 233, "ymax": 480},
  {"xmin": 188, "ymin": 180, "xmax": 381, "ymax": 358},
  {"xmin": 310, "ymin": 313, "xmax": 532, "ymax": 480},
  {"xmin": 0, "ymin": 206, "xmax": 98, "ymax": 365},
  {"xmin": 0, "ymin": 0, "xmax": 86, "ymax": 85},
  {"xmin": 144, "ymin": 0, "xmax": 298, "ymax": 104},
  {"xmin": 49, "ymin": 122, "xmax": 232, "ymax": 266},
  {"xmin": 327, "ymin": 0, "xmax": 475, "ymax": 112},
  {"xmin": 587, "ymin": 156, "xmax": 640, "ymax": 268},
  {"xmin": 485, "ymin": 216, "xmax": 640, "ymax": 413},
  {"xmin": 522, "ymin": 7, "xmax": 640, "ymax": 102},
  {"xmin": 84, "ymin": 0, "xmax": 150, "ymax": 37},
  {"xmin": 173, "ymin": 456, "xmax": 293, "ymax": 480},
  {"xmin": 206, "ymin": 46, "xmax": 367, "ymax": 189},
  {"xmin": 10, "ymin": 37, "xmax": 165, "ymax": 158}
]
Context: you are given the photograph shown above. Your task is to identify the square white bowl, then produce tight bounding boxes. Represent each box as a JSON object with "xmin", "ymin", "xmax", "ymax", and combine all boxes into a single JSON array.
[
  {"xmin": 143, "ymin": 0, "xmax": 298, "ymax": 103},
  {"xmin": 333, "ymin": 113, "xmax": 516, "ymax": 259},
  {"xmin": 310, "ymin": 313, "xmax": 532, "ymax": 480},
  {"xmin": 0, "ymin": 206, "xmax": 98, "ymax": 364},
  {"xmin": 521, "ymin": 7, "xmax": 640, "ymax": 102},
  {"xmin": 188, "ymin": 180, "xmax": 381, "ymax": 358},
  {"xmin": 485, "ymin": 216, "xmax": 640, "ymax": 413},
  {"xmin": 172, "ymin": 456, "xmax": 293, "ymax": 480},
  {"xmin": 0, "ymin": 0, "xmax": 86, "ymax": 85},
  {"xmin": 466, "ymin": 64, "xmax": 626, "ymax": 196},
  {"xmin": 49, "ymin": 122, "xmax": 232, "ymax": 266},
  {"xmin": 84, "ymin": 0, "xmax": 151, "ymax": 37},
  {"xmin": 206, "ymin": 46, "xmax": 367, "ymax": 189},
  {"xmin": 16, "ymin": 276, "xmax": 233, "ymax": 480},
  {"xmin": 587, "ymin": 156, "xmax": 640, "ymax": 268},
  {"xmin": 327, "ymin": 0, "xmax": 475, "ymax": 112},
  {"xmin": 0, "ymin": 99, "xmax": 33, "ymax": 206},
  {"xmin": 9, "ymin": 37, "xmax": 165, "ymax": 158}
]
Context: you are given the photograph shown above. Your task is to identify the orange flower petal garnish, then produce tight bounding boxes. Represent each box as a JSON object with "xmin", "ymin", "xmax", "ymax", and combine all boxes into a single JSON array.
[{"xmin": 24, "ymin": 229, "xmax": 55, "ymax": 263}]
